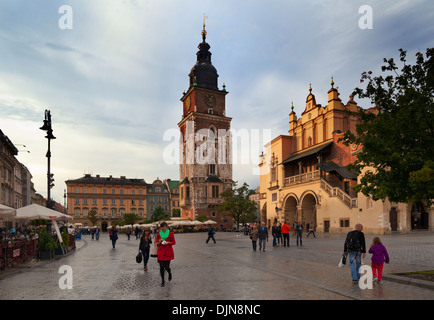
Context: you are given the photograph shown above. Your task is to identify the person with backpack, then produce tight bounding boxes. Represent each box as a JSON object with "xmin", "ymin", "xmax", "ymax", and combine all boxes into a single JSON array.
[
  {"xmin": 109, "ymin": 226, "xmax": 118, "ymax": 249},
  {"xmin": 206, "ymin": 225, "xmax": 216, "ymax": 244},
  {"xmin": 296, "ymin": 222, "xmax": 303, "ymax": 246},
  {"xmin": 343, "ymin": 223, "xmax": 366, "ymax": 283}
]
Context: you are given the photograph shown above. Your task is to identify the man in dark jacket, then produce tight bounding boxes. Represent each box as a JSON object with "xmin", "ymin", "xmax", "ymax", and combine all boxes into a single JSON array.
[
  {"xmin": 258, "ymin": 222, "xmax": 268, "ymax": 252},
  {"xmin": 206, "ymin": 225, "xmax": 216, "ymax": 244},
  {"xmin": 344, "ymin": 223, "xmax": 366, "ymax": 283}
]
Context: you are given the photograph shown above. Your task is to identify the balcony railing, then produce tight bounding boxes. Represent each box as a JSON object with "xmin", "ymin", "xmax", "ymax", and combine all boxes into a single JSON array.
[
  {"xmin": 284, "ymin": 170, "xmax": 320, "ymax": 186},
  {"xmin": 320, "ymin": 179, "xmax": 358, "ymax": 208}
]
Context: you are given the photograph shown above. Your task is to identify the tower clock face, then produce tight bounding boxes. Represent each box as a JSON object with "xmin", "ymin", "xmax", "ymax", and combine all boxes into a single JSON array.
[
  {"xmin": 185, "ymin": 96, "xmax": 191, "ymax": 110},
  {"xmin": 204, "ymin": 94, "xmax": 216, "ymax": 107}
]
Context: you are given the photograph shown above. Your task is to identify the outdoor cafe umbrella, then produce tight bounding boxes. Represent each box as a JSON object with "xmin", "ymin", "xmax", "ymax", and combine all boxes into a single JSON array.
[
  {"xmin": 203, "ymin": 220, "xmax": 217, "ymax": 225},
  {"xmin": 15, "ymin": 204, "xmax": 73, "ymax": 221},
  {"xmin": 0, "ymin": 203, "xmax": 16, "ymax": 220}
]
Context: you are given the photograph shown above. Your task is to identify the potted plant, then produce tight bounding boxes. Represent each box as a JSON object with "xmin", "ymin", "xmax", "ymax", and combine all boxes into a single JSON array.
[{"xmin": 38, "ymin": 228, "xmax": 56, "ymax": 259}]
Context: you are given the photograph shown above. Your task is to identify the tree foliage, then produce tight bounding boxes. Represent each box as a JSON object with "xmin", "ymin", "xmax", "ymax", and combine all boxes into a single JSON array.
[
  {"xmin": 340, "ymin": 48, "xmax": 434, "ymax": 205},
  {"xmin": 217, "ymin": 181, "xmax": 258, "ymax": 229}
]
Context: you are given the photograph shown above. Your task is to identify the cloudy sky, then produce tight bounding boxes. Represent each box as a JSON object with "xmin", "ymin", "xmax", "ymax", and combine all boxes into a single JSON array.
[{"xmin": 0, "ymin": 0, "xmax": 432, "ymax": 204}]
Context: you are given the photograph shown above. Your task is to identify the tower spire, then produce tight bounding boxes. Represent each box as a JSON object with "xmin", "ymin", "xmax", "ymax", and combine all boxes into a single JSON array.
[{"xmin": 201, "ymin": 14, "xmax": 208, "ymax": 41}]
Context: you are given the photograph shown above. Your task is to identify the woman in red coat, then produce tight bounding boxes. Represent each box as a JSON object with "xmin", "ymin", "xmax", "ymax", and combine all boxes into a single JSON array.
[{"xmin": 155, "ymin": 221, "xmax": 176, "ymax": 287}]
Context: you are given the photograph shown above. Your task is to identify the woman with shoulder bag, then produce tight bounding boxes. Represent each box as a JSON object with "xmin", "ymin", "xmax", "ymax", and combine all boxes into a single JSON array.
[
  {"xmin": 250, "ymin": 223, "xmax": 259, "ymax": 251},
  {"xmin": 138, "ymin": 228, "xmax": 152, "ymax": 271}
]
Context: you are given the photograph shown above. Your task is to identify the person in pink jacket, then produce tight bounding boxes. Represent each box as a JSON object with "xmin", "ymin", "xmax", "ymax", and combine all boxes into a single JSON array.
[{"xmin": 368, "ymin": 237, "xmax": 390, "ymax": 283}]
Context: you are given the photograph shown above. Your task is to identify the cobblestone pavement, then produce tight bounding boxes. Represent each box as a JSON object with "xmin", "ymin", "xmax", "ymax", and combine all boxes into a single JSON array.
[{"xmin": 1, "ymin": 231, "xmax": 434, "ymax": 301}]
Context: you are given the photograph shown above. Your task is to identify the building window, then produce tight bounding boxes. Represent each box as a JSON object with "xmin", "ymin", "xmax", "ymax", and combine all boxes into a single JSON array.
[
  {"xmin": 209, "ymin": 164, "xmax": 216, "ymax": 175},
  {"xmin": 93, "ymin": 199, "xmax": 97, "ymax": 205},
  {"xmin": 111, "ymin": 199, "xmax": 116, "ymax": 205},
  {"xmin": 112, "ymin": 189, "xmax": 115, "ymax": 194},
  {"xmin": 83, "ymin": 188, "xmax": 87, "ymax": 193},
  {"xmin": 103, "ymin": 199, "xmax": 107, "ymax": 205},
  {"xmin": 272, "ymin": 193, "xmax": 277, "ymax": 203},
  {"xmin": 93, "ymin": 188, "xmax": 97, "ymax": 194},
  {"xmin": 120, "ymin": 189, "xmax": 124, "ymax": 194},
  {"xmin": 83, "ymin": 199, "xmax": 88, "ymax": 205},
  {"xmin": 103, "ymin": 189, "xmax": 107, "ymax": 194},
  {"xmin": 340, "ymin": 219, "xmax": 350, "ymax": 228},
  {"xmin": 212, "ymin": 185, "xmax": 219, "ymax": 198},
  {"xmin": 75, "ymin": 198, "xmax": 79, "ymax": 205},
  {"xmin": 120, "ymin": 199, "xmax": 124, "ymax": 206}
]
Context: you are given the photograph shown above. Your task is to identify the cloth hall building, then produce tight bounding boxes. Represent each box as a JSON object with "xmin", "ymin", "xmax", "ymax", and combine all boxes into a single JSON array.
[{"xmin": 259, "ymin": 83, "xmax": 432, "ymax": 234}]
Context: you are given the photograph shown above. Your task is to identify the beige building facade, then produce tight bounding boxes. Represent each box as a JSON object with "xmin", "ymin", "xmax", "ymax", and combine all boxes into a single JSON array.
[{"xmin": 259, "ymin": 84, "xmax": 433, "ymax": 235}]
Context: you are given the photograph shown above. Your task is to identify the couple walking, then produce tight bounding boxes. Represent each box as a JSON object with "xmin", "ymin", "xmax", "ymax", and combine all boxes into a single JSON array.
[
  {"xmin": 249, "ymin": 222, "xmax": 271, "ymax": 251},
  {"xmin": 138, "ymin": 222, "xmax": 176, "ymax": 287}
]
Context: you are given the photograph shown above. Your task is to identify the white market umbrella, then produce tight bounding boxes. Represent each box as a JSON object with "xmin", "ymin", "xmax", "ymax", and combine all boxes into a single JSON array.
[
  {"xmin": 188, "ymin": 220, "xmax": 204, "ymax": 226},
  {"xmin": 0, "ymin": 204, "xmax": 17, "ymax": 221},
  {"xmin": 16, "ymin": 204, "xmax": 73, "ymax": 221},
  {"xmin": 203, "ymin": 220, "xmax": 217, "ymax": 225}
]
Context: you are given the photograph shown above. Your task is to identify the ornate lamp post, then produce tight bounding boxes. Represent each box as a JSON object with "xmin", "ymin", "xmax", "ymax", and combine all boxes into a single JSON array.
[{"xmin": 39, "ymin": 110, "xmax": 56, "ymax": 213}]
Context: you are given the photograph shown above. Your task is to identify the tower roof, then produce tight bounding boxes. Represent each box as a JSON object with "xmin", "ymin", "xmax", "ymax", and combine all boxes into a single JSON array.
[{"xmin": 188, "ymin": 18, "xmax": 219, "ymax": 90}]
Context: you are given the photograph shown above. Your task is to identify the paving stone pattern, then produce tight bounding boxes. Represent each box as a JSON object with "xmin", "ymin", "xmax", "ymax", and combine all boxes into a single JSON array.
[{"xmin": 1, "ymin": 231, "xmax": 434, "ymax": 300}]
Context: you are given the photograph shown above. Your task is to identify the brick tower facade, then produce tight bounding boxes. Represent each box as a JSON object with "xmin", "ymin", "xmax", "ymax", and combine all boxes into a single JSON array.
[{"xmin": 177, "ymin": 22, "xmax": 233, "ymax": 228}]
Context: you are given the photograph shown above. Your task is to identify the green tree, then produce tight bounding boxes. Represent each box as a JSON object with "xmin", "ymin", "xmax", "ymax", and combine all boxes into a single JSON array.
[
  {"xmin": 88, "ymin": 209, "xmax": 98, "ymax": 226},
  {"xmin": 151, "ymin": 206, "xmax": 170, "ymax": 222},
  {"xmin": 217, "ymin": 181, "xmax": 258, "ymax": 230},
  {"xmin": 340, "ymin": 48, "xmax": 434, "ymax": 205},
  {"xmin": 196, "ymin": 214, "xmax": 207, "ymax": 222},
  {"xmin": 172, "ymin": 208, "xmax": 181, "ymax": 217},
  {"xmin": 123, "ymin": 213, "xmax": 138, "ymax": 226}
]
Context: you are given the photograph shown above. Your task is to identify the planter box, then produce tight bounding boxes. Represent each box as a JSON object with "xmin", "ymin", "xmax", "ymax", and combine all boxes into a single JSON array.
[
  {"xmin": 54, "ymin": 247, "xmax": 66, "ymax": 255},
  {"xmin": 39, "ymin": 250, "xmax": 53, "ymax": 260}
]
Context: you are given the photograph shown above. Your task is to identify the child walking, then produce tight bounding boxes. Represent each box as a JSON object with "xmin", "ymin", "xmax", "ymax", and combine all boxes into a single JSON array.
[{"xmin": 368, "ymin": 237, "xmax": 389, "ymax": 283}]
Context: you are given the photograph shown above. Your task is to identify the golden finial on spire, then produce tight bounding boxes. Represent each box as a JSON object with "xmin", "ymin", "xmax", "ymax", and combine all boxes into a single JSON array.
[{"xmin": 201, "ymin": 14, "xmax": 208, "ymax": 40}]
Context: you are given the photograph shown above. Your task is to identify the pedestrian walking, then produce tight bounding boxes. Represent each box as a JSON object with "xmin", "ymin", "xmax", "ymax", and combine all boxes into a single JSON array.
[
  {"xmin": 155, "ymin": 222, "xmax": 176, "ymax": 287},
  {"xmin": 95, "ymin": 226, "xmax": 100, "ymax": 240},
  {"xmin": 250, "ymin": 223, "xmax": 259, "ymax": 251},
  {"xmin": 343, "ymin": 223, "xmax": 366, "ymax": 283},
  {"xmin": 109, "ymin": 226, "xmax": 118, "ymax": 249},
  {"xmin": 258, "ymin": 222, "xmax": 268, "ymax": 252},
  {"xmin": 126, "ymin": 227, "xmax": 132, "ymax": 240},
  {"xmin": 138, "ymin": 228, "xmax": 152, "ymax": 271},
  {"xmin": 281, "ymin": 221, "xmax": 290, "ymax": 247},
  {"xmin": 272, "ymin": 222, "xmax": 278, "ymax": 247},
  {"xmin": 292, "ymin": 221, "xmax": 297, "ymax": 236},
  {"xmin": 206, "ymin": 225, "xmax": 216, "ymax": 244},
  {"xmin": 368, "ymin": 237, "xmax": 389, "ymax": 283},
  {"xmin": 296, "ymin": 222, "xmax": 303, "ymax": 246},
  {"xmin": 91, "ymin": 227, "xmax": 95, "ymax": 240},
  {"xmin": 307, "ymin": 222, "xmax": 316, "ymax": 238},
  {"xmin": 277, "ymin": 223, "xmax": 283, "ymax": 246}
]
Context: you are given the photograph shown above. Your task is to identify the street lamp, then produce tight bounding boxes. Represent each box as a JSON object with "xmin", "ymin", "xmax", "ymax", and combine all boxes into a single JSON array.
[{"xmin": 39, "ymin": 110, "xmax": 56, "ymax": 213}]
